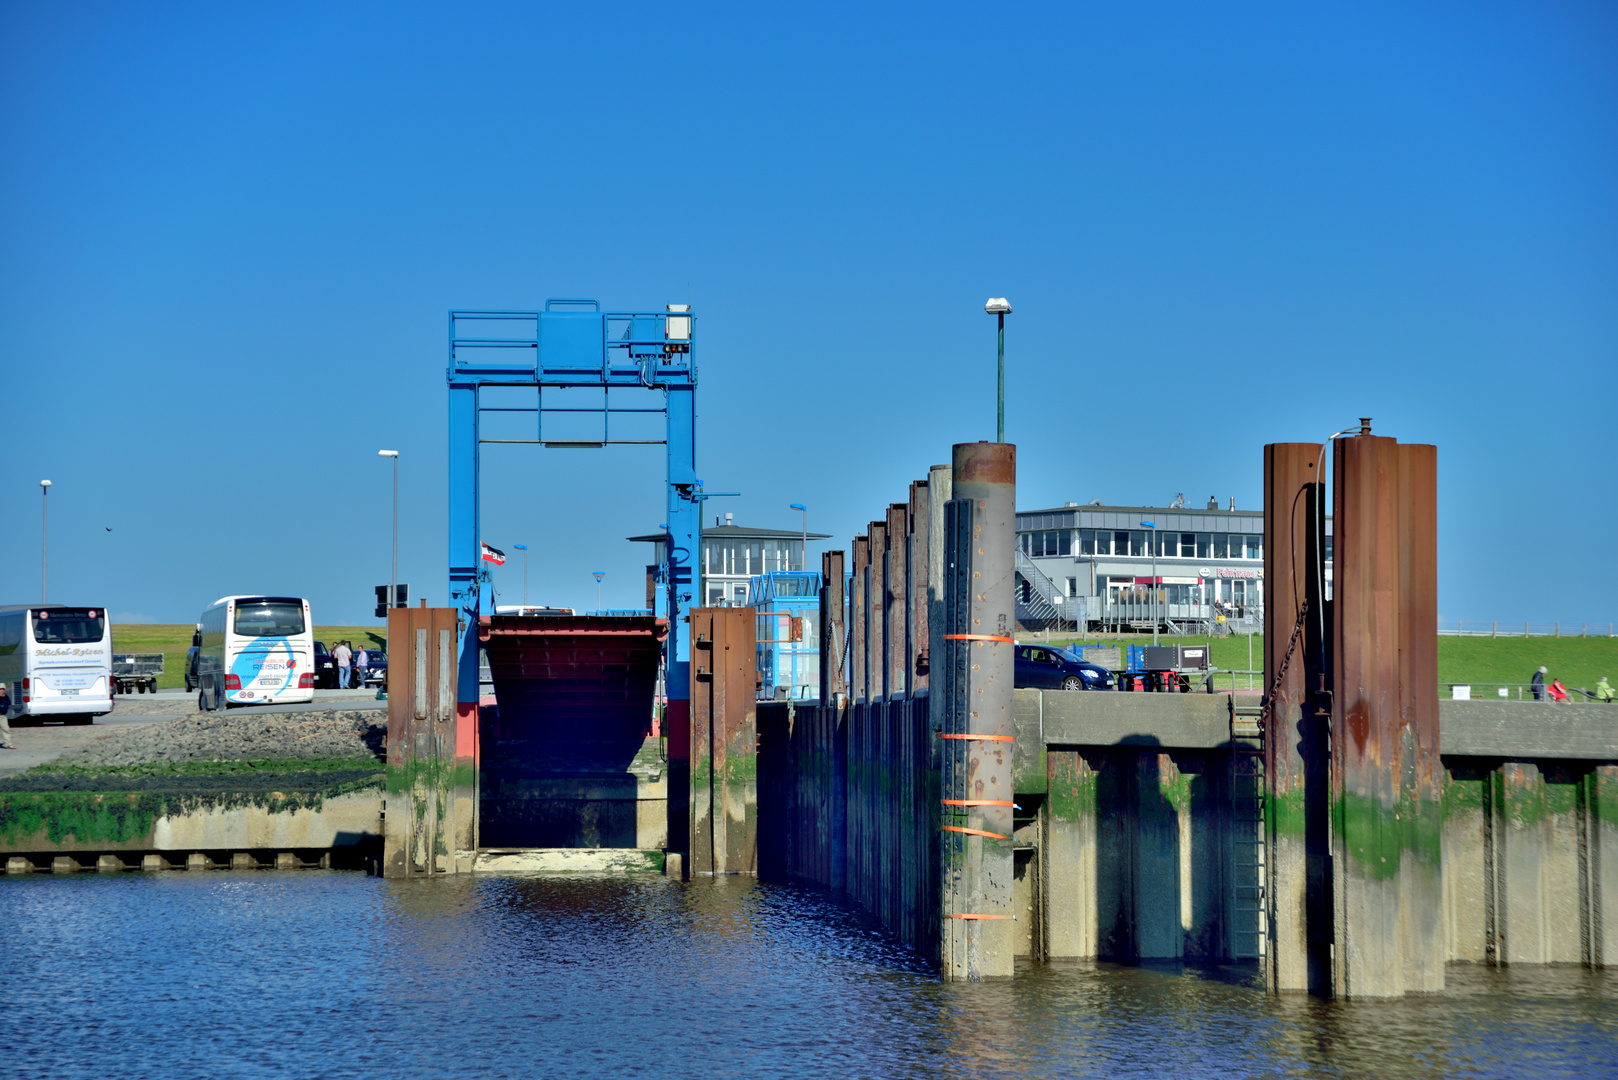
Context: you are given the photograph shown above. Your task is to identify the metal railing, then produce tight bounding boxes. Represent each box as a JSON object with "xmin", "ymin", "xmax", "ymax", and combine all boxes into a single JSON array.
[{"xmin": 1439, "ymin": 620, "xmax": 1615, "ymax": 637}]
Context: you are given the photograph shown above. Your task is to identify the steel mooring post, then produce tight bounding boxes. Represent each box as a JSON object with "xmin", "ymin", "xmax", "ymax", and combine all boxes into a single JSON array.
[
  {"xmin": 939, "ymin": 441, "xmax": 1016, "ymax": 980},
  {"xmin": 1331, "ymin": 432, "xmax": 1442, "ymax": 997},
  {"xmin": 1261, "ymin": 443, "xmax": 1331, "ymax": 993}
]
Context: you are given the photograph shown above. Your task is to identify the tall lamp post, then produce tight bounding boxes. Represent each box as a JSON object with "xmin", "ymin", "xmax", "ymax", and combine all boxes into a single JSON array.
[
  {"xmin": 40, "ymin": 480, "xmax": 51, "ymax": 602},
  {"xmin": 788, "ymin": 503, "xmax": 808, "ymax": 571},
  {"xmin": 513, "ymin": 543, "xmax": 529, "ymax": 605},
  {"xmin": 378, "ymin": 451, "xmax": 399, "ymax": 611},
  {"xmin": 592, "ymin": 571, "xmax": 605, "ymax": 613},
  {"xmin": 1140, "ymin": 520, "xmax": 1158, "ymax": 646},
  {"xmin": 985, "ymin": 298, "xmax": 1012, "ymax": 442}
]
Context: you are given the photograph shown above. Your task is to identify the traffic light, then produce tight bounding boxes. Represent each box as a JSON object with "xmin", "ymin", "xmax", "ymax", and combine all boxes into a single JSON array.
[{"xmin": 375, "ymin": 584, "xmax": 410, "ymax": 618}]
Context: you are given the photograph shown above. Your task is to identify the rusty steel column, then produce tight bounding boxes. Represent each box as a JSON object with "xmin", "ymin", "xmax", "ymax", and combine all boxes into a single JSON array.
[
  {"xmin": 820, "ymin": 549, "xmax": 848, "ymax": 894},
  {"xmin": 1331, "ymin": 429, "xmax": 1443, "ymax": 996},
  {"xmin": 820, "ymin": 549, "xmax": 847, "ymax": 705},
  {"xmin": 1262, "ymin": 444, "xmax": 1330, "ymax": 992},
  {"xmin": 868, "ymin": 520, "xmax": 887, "ymax": 703},
  {"xmin": 886, "ymin": 503, "xmax": 909, "ymax": 701},
  {"xmin": 940, "ymin": 441, "xmax": 1017, "ymax": 980},
  {"xmin": 384, "ymin": 607, "xmax": 461, "ymax": 878},
  {"xmin": 851, "ymin": 536, "xmax": 869, "ymax": 706},
  {"xmin": 1397, "ymin": 442, "xmax": 1442, "ymax": 991},
  {"xmin": 688, "ymin": 607, "xmax": 759, "ymax": 876},
  {"xmin": 909, "ymin": 479, "xmax": 931, "ymax": 694}
]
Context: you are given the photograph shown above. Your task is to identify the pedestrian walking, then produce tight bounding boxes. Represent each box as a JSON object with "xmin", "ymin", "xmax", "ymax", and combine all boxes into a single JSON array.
[
  {"xmin": 0, "ymin": 682, "xmax": 15, "ymax": 749},
  {"xmin": 355, "ymin": 647, "xmax": 369, "ymax": 689},
  {"xmin": 1531, "ymin": 665, "xmax": 1547, "ymax": 701},
  {"xmin": 334, "ymin": 641, "xmax": 353, "ymax": 689},
  {"xmin": 1597, "ymin": 676, "xmax": 1614, "ymax": 704}
]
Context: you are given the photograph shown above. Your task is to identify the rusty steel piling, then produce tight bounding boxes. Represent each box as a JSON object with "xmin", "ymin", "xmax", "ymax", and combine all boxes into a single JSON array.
[{"xmin": 940, "ymin": 441, "xmax": 1017, "ymax": 980}]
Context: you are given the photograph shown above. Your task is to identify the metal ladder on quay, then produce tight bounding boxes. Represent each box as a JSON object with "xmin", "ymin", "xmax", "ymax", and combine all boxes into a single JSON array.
[{"xmin": 1230, "ymin": 701, "xmax": 1266, "ymax": 960}]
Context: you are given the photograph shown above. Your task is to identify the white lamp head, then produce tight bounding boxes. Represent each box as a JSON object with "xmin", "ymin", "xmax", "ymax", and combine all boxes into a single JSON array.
[
  {"xmin": 984, "ymin": 298, "xmax": 1012, "ymax": 315},
  {"xmin": 378, "ymin": 450, "xmax": 399, "ymax": 458}
]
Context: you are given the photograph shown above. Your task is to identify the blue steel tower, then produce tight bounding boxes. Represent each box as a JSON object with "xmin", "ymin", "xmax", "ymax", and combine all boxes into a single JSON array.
[{"xmin": 446, "ymin": 302, "xmax": 701, "ymax": 735}]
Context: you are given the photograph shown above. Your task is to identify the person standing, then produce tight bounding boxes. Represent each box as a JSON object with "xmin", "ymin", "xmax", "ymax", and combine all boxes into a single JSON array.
[
  {"xmin": 1531, "ymin": 665, "xmax": 1547, "ymax": 701},
  {"xmin": 0, "ymin": 682, "xmax": 15, "ymax": 750},
  {"xmin": 334, "ymin": 641, "xmax": 353, "ymax": 689},
  {"xmin": 354, "ymin": 647, "xmax": 369, "ymax": 689}
]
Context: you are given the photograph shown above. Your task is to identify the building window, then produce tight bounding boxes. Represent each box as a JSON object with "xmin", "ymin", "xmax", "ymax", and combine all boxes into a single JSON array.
[
  {"xmin": 1197, "ymin": 533, "xmax": 1213, "ymax": 559},
  {"xmin": 1025, "ymin": 530, "xmax": 1072, "ymax": 557},
  {"xmin": 1179, "ymin": 533, "xmax": 1196, "ymax": 557},
  {"xmin": 1065, "ymin": 577, "xmax": 1077, "ymax": 596},
  {"xmin": 1212, "ymin": 535, "xmax": 1229, "ymax": 559},
  {"xmin": 1245, "ymin": 535, "xmax": 1262, "ymax": 560},
  {"xmin": 1080, "ymin": 529, "xmax": 1105, "ymax": 556}
]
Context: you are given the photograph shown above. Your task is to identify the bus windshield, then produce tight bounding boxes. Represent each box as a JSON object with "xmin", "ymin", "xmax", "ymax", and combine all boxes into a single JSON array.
[
  {"xmin": 233, "ymin": 601, "xmax": 306, "ymax": 637},
  {"xmin": 32, "ymin": 609, "xmax": 106, "ymax": 644}
]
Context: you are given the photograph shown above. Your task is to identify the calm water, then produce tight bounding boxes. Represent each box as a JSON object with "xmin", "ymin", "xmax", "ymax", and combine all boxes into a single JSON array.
[{"xmin": 2, "ymin": 872, "xmax": 1615, "ymax": 1079}]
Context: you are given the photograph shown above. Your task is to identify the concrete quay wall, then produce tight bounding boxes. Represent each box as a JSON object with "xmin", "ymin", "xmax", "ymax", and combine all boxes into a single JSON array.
[
  {"xmin": 1024, "ymin": 692, "xmax": 1618, "ymax": 968},
  {"xmin": 1, "ymin": 789, "xmax": 383, "ymax": 871},
  {"xmin": 759, "ymin": 690, "xmax": 1618, "ymax": 971}
]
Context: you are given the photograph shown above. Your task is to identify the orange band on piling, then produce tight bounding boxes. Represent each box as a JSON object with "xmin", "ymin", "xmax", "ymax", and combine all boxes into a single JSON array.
[
  {"xmin": 939, "ymin": 733, "xmax": 1013, "ymax": 742},
  {"xmin": 943, "ymin": 825, "xmax": 1011, "ymax": 840},
  {"xmin": 941, "ymin": 799, "xmax": 1015, "ymax": 807},
  {"xmin": 943, "ymin": 634, "xmax": 1016, "ymax": 643},
  {"xmin": 948, "ymin": 914, "xmax": 1011, "ymax": 920}
]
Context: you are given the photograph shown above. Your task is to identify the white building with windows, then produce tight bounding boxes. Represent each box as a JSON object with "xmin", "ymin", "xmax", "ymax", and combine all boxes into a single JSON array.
[
  {"xmin": 1015, "ymin": 496, "xmax": 1325, "ymax": 632},
  {"xmin": 631, "ymin": 515, "xmax": 830, "ymax": 608}
]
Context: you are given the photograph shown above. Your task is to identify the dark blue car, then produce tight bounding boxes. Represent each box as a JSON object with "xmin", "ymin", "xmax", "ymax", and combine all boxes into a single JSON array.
[{"xmin": 1014, "ymin": 645, "xmax": 1115, "ymax": 691}]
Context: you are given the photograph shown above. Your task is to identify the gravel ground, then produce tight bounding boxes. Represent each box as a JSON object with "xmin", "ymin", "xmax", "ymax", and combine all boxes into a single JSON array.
[{"xmin": 42, "ymin": 709, "xmax": 386, "ymax": 769}]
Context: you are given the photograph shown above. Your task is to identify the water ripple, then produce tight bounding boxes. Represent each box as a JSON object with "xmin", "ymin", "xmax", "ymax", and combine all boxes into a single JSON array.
[{"xmin": 1, "ymin": 873, "xmax": 1613, "ymax": 1079}]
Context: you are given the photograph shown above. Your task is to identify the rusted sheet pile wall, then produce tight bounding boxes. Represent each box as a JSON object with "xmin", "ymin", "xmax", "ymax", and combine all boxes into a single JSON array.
[
  {"xmin": 385, "ymin": 607, "xmax": 468, "ymax": 877},
  {"xmin": 687, "ymin": 607, "xmax": 757, "ymax": 875},
  {"xmin": 757, "ymin": 443, "xmax": 1018, "ymax": 978},
  {"xmin": 478, "ymin": 615, "xmax": 666, "ymax": 851}
]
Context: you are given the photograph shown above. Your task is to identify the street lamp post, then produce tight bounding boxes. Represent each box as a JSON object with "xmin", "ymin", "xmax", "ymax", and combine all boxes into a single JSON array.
[
  {"xmin": 593, "ymin": 571, "xmax": 605, "ymax": 613},
  {"xmin": 788, "ymin": 504, "xmax": 807, "ymax": 571},
  {"xmin": 378, "ymin": 452, "xmax": 399, "ymax": 611},
  {"xmin": 1140, "ymin": 520, "xmax": 1158, "ymax": 646},
  {"xmin": 513, "ymin": 544, "xmax": 529, "ymax": 605},
  {"xmin": 985, "ymin": 298, "xmax": 1012, "ymax": 442},
  {"xmin": 40, "ymin": 480, "xmax": 51, "ymax": 603}
]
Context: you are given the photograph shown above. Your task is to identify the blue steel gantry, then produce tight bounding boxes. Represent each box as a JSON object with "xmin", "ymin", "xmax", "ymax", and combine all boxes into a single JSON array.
[{"xmin": 446, "ymin": 301, "xmax": 702, "ymax": 725}]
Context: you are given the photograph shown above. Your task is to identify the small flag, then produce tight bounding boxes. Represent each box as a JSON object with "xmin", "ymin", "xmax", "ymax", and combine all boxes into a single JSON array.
[{"xmin": 481, "ymin": 542, "xmax": 507, "ymax": 566}]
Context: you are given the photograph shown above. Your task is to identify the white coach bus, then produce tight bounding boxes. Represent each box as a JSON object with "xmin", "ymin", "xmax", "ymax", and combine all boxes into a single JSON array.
[
  {"xmin": 196, "ymin": 595, "xmax": 315, "ymax": 711},
  {"xmin": 0, "ymin": 605, "xmax": 115, "ymax": 726}
]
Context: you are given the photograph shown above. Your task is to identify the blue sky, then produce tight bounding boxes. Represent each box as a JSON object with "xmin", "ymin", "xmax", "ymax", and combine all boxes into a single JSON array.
[{"xmin": 1, "ymin": 1, "xmax": 1613, "ymax": 627}]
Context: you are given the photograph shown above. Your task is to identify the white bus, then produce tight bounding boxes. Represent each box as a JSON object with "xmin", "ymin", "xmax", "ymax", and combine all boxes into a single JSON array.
[
  {"xmin": 196, "ymin": 595, "xmax": 315, "ymax": 711},
  {"xmin": 0, "ymin": 605, "xmax": 114, "ymax": 726}
]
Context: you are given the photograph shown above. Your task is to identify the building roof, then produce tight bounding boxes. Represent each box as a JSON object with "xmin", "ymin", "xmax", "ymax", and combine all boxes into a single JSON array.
[
  {"xmin": 1017, "ymin": 500, "xmax": 1328, "ymax": 535},
  {"xmin": 628, "ymin": 524, "xmax": 832, "ymax": 543}
]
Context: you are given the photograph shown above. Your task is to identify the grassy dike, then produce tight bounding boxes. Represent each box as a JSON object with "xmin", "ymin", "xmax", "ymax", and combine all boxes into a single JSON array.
[
  {"xmin": 1034, "ymin": 632, "xmax": 1618, "ymax": 693},
  {"xmin": 110, "ymin": 623, "xmax": 388, "ymax": 691}
]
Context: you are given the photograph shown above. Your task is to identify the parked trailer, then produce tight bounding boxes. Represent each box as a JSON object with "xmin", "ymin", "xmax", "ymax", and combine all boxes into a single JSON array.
[
  {"xmin": 112, "ymin": 653, "xmax": 164, "ymax": 695},
  {"xmin": 1116, "ymin": 643, "xmax": 1215, "ymax": 692}
]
